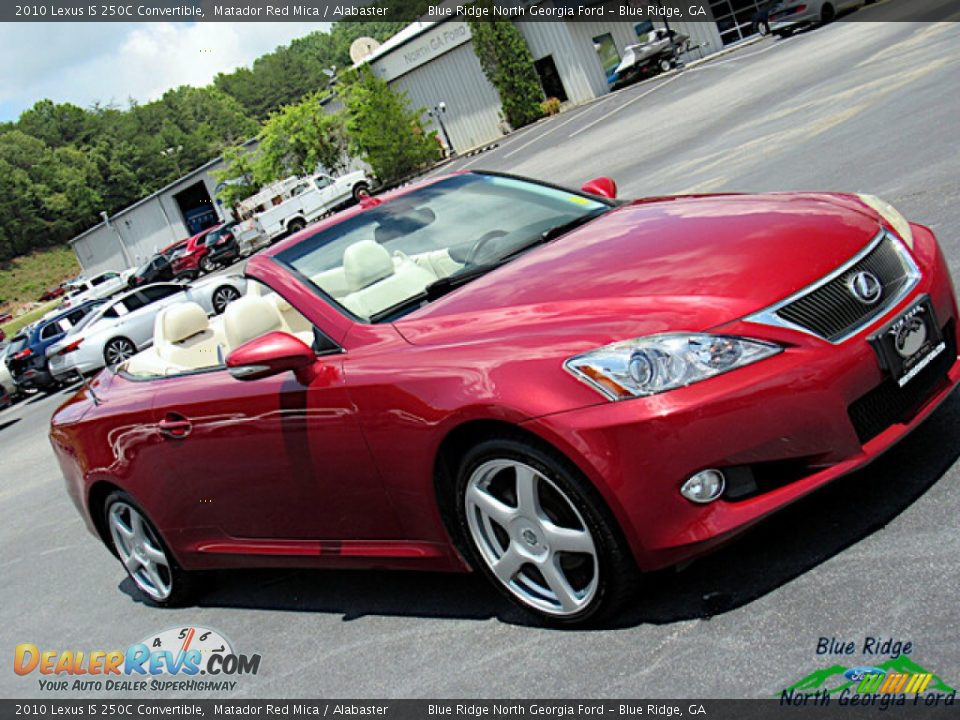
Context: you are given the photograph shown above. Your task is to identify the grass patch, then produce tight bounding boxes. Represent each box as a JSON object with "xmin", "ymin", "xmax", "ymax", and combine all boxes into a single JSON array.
[
  {"xmin": 0, "ymin": 246, "xmax": 79, "ymax": 337},
  {"xmin": 2, "ymin": 300, "xmax": 60, "ymax": 337}
]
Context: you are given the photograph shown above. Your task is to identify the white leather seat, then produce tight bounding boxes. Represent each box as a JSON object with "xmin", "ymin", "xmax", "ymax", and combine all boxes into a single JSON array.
[
  {"xmin": 153, "ymin": 302, "xmax": 223, "ymax": 370},
  {"xmin": 339, "ymin": 240, "xmax": 437, "ymax": 318},
  {"xmin": 223, "ymin": 295, "xmax": 285, "ymax": 349}
]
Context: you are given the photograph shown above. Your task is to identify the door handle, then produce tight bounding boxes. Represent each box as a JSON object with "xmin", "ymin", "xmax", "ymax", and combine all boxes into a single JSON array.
[{"xmin": 158, "ymin": 413, "xmax": 192, "ymax": 439}]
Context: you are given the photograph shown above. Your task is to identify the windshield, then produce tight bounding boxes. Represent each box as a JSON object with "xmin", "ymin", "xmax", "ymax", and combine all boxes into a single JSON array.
[{"xmin": 276, "ymin": 173, "xmax": 609, "ymax": 322}]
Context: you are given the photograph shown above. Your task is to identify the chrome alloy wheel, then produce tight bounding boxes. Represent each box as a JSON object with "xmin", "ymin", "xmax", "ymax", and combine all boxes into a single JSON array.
[
  {"xmin": 465, "ymin": 460, "xmax": 599, "ymax": 616},
  {"xmin": 104, "ymin": 338, "xmax": 136, "ymax": 367},
  {"xmin": 212, "ymin": 285, "xmax": 240, "ymax": 314},
  {"xmin": 107, "ymin": 501, "xmax": 173, "ymax": 602}
]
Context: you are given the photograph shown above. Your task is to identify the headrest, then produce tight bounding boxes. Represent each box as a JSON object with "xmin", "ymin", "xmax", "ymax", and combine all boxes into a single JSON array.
[
  {"xmin": 343, "ymin": 240, "xmax": 394, "ymax": 291},
  {"xmin": 160, "ymin": 303, "xmax": 209, "ymax": 344},
  {"xmin": 224, "ymin": 295, "xmax": 283, "ymax": 349}
]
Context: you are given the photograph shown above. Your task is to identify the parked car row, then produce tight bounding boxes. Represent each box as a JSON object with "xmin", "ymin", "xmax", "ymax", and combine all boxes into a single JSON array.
[
  {"xmin": 47, "ymin": 276, "xmax": 245, "ymax": 382},
  {"xmin": 1, "ymin": 276, "xmax": 246, "ymax": 397}
]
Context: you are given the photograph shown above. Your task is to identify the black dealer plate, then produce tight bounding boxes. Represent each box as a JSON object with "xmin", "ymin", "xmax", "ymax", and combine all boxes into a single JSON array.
[{"xmin": 869, "ymin": 295, "xmax": 945, "ymax": 388}]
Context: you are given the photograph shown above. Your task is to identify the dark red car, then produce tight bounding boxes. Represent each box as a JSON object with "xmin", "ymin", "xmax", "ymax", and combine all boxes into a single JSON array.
[
  {"xmin": 39, "ymin": 284, "xmax": 67, "ymax": 302},
  {"xmin": 171, "ymin": 225, "xmax": 221, "ymax": 278},
  {"xmin": 50, "ymin": 172, "xmax": 959, "ymax": 624}
]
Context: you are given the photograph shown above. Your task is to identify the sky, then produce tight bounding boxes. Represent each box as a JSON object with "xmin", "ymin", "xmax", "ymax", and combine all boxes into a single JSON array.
[{"xmin": 0, "ymin": 22, "xmax": 331, "ymax": 122}]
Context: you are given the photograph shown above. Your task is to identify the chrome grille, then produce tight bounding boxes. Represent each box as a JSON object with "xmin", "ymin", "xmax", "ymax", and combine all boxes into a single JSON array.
[{"xmin": 748, "ymin": 232, "xmax": 921, "ymax": 343}]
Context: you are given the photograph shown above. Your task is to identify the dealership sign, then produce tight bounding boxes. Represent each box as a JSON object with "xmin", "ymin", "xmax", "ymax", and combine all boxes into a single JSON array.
[{"xmin": 370, "ymin": 21, "xmax": 472, "ymax": 83}]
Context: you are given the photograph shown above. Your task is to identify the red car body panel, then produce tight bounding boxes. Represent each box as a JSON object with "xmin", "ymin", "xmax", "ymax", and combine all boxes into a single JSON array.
[
  {"xmin": 49, "ymin": 176, "xmax": 960, "ymax": 580},
  {"xmin": 171, "ymin": 225, "xmax": 219, "ymax": 275}
]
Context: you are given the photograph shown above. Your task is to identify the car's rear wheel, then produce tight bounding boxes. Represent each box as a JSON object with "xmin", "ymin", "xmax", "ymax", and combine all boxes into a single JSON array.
[
  {"xmin": 104, "ymin": 491, "xmax": 193, "ymax": 606},
  {"xmin": 287, "ymin": 218, "xmax": 306, "ymax": 233},
  {"xmin": 103, "ymin": 337, "xmax": 136, "ymax": 368},
  {"xmin": 821, "ymin": 2, "xmax": 835, "ymax": 23},
  {"xmin": 454, "ymin": 437, "xmax": 636, "ymax": 625},
  {"xmin": 211, "ymin": 285, "xmax": 241, "ymax": 315}
]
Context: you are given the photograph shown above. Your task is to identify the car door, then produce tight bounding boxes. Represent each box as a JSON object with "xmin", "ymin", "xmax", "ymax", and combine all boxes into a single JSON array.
[{"xmin": 147, "ymin": 297, "xmax": 398, "ymax": 541}]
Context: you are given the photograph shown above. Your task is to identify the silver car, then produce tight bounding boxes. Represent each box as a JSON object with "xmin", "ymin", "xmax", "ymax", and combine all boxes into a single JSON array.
[
  {"xmin": 768, "ymin": 0, "xmax": 867, "ymax": 33},
  {"xmin": 47, "ymin": 276, "xmax": 245, "ymax": 380}
]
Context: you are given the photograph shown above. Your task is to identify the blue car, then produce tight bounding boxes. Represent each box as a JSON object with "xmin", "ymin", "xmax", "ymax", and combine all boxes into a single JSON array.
[{"xmin": 4, "ymin": 300, "xmax": 103, "ymax": 392}]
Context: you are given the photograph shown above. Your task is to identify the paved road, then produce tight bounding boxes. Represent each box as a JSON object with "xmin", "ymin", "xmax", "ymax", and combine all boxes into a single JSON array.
[{"xmin": 2, "ymin": 21, "xmax": 959, "ymax": 700}]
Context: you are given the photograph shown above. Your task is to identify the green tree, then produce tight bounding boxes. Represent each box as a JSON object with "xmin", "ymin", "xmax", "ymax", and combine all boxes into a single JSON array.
[
  {"xmin": 339, "ymin": 66, "xmax": 440, "ymax": 183},
  {"xmin": 468, "ymin": 15, "xmax": 544, "ymax": 129},
  {"xmin": 211, "ymin": 144, "xmax": 261, "ymax": 209},
  {"xmin": 255, "ymin": 92, "xmax": 350, "ymax": 180}
]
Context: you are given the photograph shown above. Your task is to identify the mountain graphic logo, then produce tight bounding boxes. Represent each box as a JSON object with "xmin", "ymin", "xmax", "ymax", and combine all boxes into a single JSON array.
[{"xmin": 783, "ymin": 656, "xmax": 956, "ymax": 696}]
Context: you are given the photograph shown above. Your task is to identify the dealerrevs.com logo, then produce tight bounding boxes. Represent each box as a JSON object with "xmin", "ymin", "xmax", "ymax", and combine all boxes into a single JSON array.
[{"xmin": 14, "ymin": 626, "xmax": 261, "ymax": 693}]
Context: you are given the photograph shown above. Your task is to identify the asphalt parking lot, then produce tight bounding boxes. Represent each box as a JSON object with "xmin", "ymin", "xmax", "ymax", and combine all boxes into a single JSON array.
[{"xmin": 2, "ymin": 20, "xmax": 959, "ymax": 699}]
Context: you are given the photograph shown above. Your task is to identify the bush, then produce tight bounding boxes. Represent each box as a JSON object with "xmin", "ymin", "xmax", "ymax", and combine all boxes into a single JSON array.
[{"xmin": 540, "ymin": 97, "xmax": 562, "ymax": 116}]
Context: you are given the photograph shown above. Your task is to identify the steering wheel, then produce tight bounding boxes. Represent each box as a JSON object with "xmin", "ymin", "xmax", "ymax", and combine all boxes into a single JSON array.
[{"xmin": 464, "ymin": 230, "xmax": 509, "ymax": 265}]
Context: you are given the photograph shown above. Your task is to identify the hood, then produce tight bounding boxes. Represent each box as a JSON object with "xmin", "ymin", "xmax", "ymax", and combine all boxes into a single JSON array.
[{"xmin": 396, "ymin": 192, "xmax": 881, "ymax": 347}]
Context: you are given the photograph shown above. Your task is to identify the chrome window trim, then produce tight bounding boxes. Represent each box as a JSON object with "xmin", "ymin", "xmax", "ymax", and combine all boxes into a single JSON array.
[{"xmin": 745, "ymin": 230, "xmax": 922, "ymax": 344}]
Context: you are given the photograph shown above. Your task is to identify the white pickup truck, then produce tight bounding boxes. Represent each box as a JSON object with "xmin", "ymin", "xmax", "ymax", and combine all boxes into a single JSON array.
[{"xmin": 255, "ymin": 171, "xmax": 371, "ymax": 241}]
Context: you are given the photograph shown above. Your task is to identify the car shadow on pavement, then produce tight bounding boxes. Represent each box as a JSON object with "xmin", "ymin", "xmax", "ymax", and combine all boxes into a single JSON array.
[
  {"xmin": 0, "ymin": 417, "xmax": 21, "ymax": 432},
  {"xmin": 117, "ymin": 390, "xmax": 960, "ymax": 630}
]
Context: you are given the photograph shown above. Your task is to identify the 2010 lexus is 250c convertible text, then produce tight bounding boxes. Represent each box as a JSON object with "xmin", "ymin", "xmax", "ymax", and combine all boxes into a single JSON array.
[{"xmin": 50, "ymin": 171, "xmax": 960, "ymax": 624}]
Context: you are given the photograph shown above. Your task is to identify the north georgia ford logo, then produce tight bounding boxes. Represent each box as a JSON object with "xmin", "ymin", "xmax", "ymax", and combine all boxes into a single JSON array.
[
  {"xmin": 895, "ymin": 317, "xmax": 928, "ymax": 358},
  {"xmin": 14, "ymin": 626, "xmax": 261, "ymax": 693},
  {"xmin": 888, "ymin": 303, "xmax": 928, "ymax": 358}
]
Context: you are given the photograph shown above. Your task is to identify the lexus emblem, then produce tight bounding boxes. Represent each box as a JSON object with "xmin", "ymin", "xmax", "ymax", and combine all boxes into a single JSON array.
[{"xmin": 847, "ymin": 271, "xmax": 883, "ymax": 305}]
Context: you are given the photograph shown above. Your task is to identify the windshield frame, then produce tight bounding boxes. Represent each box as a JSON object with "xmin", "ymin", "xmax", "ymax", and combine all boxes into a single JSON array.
[{"xmin": 273, "ymin": 171, "xmax": 618, "ymax": 325}]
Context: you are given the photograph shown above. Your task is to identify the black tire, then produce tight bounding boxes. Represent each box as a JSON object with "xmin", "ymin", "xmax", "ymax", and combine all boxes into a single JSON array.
[
  {"xmin": 352, "ymin": 182, "xmax": 370, "ymax": 202},
  {"xmin": 453, "ymin": 436, "xmax": 638, "ymax": 626},
  {"xmin": 821, "ymin": 2, "xmax": 835, "ymax": 23},
  {"xmin": 286, "ymin": 218, "xmax": 306, "ymax": 233},
  {"xmin": 103, "ymin": 337, "xmax": 137, "ymax": 368},
  {"xmin": 211, "ymin": 285, "xmax": 241, "ymax": 315},
  {"xmin": 659, "ymin": 58, "xmax": 672, "ymax": 73},
  {"xmin": 103, "ymin": 490, "xmax": 195, "ymax": 607},
  {"xmin": 199, "ymin": 255, "xmax": 216, "ymax": 274}
]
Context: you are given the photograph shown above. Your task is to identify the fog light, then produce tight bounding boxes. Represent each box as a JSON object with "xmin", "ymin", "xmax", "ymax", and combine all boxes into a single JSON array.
[{"xmin": 680, "ymin": 469, "xmax": 726, "ymax": 503}]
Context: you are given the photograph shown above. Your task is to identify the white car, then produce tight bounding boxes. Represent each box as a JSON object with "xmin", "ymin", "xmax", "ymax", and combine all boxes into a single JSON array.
[
  {"xmin": 47, "ymin": 276, "xmax": 246, "ymax": 380},
  {"xmin": 61, "ymin": 271, "xmax": 127, "ymax": 308},
  {"xmin": 768, "ymin": 0, "xmax": 867, "ymax": 33},
  {"xmin": 0, "ymin": 343, "xmax": 17, "ymax": 398}
]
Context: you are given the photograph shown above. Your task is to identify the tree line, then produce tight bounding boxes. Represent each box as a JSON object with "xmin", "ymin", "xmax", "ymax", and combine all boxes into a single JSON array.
[{"xmin": 0, "ymin": 22, "xmax": 405, "ymax": 264}]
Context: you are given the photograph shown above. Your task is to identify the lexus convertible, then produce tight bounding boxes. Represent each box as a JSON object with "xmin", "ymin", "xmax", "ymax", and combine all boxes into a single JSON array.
[{"xmin": 50, "ymin": 171, "xmax": 960, "ymax": 624}]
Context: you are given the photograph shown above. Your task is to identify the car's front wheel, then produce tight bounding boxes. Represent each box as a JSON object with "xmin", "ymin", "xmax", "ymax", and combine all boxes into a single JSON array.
[
  {"xmin": 454, "ymin": 437, "xmax": 636, "ymax": 625},
  {"xmin": 199, "ymin": 255, "xmax": 216, "ymax": 274},
  {"xmin": 104, "ymin": 491, "xmax": 194, "ymax": 606}
]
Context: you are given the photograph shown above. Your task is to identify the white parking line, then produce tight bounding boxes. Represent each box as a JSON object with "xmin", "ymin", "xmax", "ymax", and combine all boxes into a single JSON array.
[
  {"xmin": 501, "ymin": 101, "xmax": 613, "ymax": 159},
  {"xmin": 568, "ymin": 74, "xmax": 682, "ymax": 139}
]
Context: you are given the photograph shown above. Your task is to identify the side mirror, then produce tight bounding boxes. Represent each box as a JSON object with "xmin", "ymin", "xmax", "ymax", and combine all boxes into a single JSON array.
[
  {"xmin": 226, "ymin": 331, "xmax": 316, "ymax": 382},
  {"xmin": 581, "ymin": 177, "xmax": 618, "ymax": 199}
]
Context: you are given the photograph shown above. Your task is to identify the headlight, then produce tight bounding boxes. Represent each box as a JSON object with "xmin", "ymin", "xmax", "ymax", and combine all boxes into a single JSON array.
[
  {"xmin": 565, "ymin": 333, "xmax": 782, "ymax": 400},
  {"xmin": 856, "ymin": 194, "xmax": 913, "ymax": 248}
]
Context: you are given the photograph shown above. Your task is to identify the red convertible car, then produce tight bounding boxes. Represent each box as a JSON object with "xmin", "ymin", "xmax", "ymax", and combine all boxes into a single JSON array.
[{"xmin": 50, "ymin": 172, "xmax": 960, "ymax": 624}]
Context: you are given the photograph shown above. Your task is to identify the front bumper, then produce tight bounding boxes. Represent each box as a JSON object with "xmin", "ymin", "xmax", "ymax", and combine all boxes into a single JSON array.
[{"xmin": 525, "ymin": 224, "xmax": 960, "ymax": 571}]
